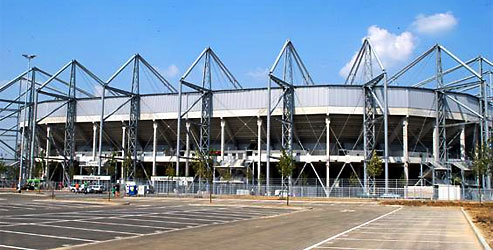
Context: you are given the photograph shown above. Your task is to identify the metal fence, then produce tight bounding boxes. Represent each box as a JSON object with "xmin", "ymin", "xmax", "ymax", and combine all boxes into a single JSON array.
[{"xmin": 2, "ymin": 178, "xmax": 492, "ymax": 202}]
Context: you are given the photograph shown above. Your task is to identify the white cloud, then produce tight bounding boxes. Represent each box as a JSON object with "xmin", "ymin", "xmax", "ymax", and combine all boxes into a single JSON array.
[
  {"xmin": 161, "ymin": 64, "xmax": 180, "ymax": 78},
  {"xmin": 412, "ymin": 12, "xmax": 458, "ymax": 34},
  {"xmin": 246, "ymin": 67, "xmax": 269, "ymax": 81},
  {"xmin": 339, "ymin": 25, "xmax": 415, "ymax": 78}
]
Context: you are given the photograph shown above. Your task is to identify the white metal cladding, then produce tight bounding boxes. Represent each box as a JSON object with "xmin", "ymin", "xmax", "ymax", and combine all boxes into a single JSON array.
[
  {"xmin": 35, "ymin": 101, "xmax": 67, "ymax": 120},
  {"xmin": 407, "ymin": 88, "xmax": 435, "ymax": 110},
  {"xmin": 213, "ymin": 88, "xmax": 276, "ymax": 111},
  {"xmin": 141, "ymin": 93, "xmax": 201, "ymax": 114},
  {"xmin": 27, "ymin": 85, "xmax": 483, "ymax": 122},
  {"xmin": 327, "ymin": 86, "xmax": 363, "ymax": 107},
  {"xmin": 294, "ymin": 87, "xmax": 329, "ymax": 107}
]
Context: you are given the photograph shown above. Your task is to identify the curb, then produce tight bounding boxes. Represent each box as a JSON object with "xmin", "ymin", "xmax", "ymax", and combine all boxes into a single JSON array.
[{"xmin": 461, "ymin": 207, "xmax": 492, "ymax": 250}]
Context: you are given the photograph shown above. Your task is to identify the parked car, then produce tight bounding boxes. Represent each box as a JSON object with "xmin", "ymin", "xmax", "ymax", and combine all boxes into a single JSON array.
[
  {"xmin": 86, "ymin": 185, "xmax": 105, "ymax": 194},
  {"xmin": 19, "ymin": 179, "xmax": 43, "ymax": 191},
  {"xmin": 69, "ymin": 185, "xmax": 78, "ymax": 192}
]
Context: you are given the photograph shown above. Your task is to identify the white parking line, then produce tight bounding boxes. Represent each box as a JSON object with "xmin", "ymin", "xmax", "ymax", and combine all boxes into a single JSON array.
[
  {"xmin": 168, "ymin": 211, "xmax": 245, "ymax": 220},
  {"xmin": 314, "ymin": 247, "xmax": 413, "ymax": 250},
  {"xmin": 0, "ymin": 229, "xmax": 97, "ymax": 242},
  {"xmin": 110, "ymin": 217, "xmax": 198, "ymax": 226},
  {"xmin": 32, "ymin": 223, "xmax": 143, "ymax": 236},
  {"xmin": 337, "ymin": 238, "xmax": 475, "ymax": 244},
  {"xmin": 303, "ymin": 207, "xmax": 403, "ymax": 250},
  {"xmin": 0, "ymin": 244, "xmax": 37, "ymax": 250},
  {"xmin": 148, "ymin": 214, "xmax": 225, "ymax": 222},
  {"xmin": 358, "ymin": 226, "xmax": 467, "ymax": 232},
  {"xmin": 353, "ymin": 231, "xmax": 467, "ymax": 237},
  {"xmin": 182, "ymin": 211, "xmax": 253, "ymax": 218},
  {"xmin": 81, "ymin": 220, "xmax": 176, "ymax": 230},
  {"xmin": 127, "ymin": 216, "xmax": 201, "ymax": 225}
]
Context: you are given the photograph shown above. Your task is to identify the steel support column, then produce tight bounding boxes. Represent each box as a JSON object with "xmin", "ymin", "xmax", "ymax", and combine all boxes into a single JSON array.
[
  {"xmin": 185, "ymin": 120, "xmax": 190, "ymax": 177},
  {"xmin": 63, "ymin": 62, "xmax": 76, "ymax": 183},
  {"xmin": 152, "ymin": 121, "xmax": 157, "ymax": 176},
  {"xmin": 326, "ymin": 116, "xmax": 330, "ymax": 196},
  {"xmin": 435, "ymin": 47, "xmax": 450, "ymax": 184},
  {"xmin": 403, "ymin": 117, "xmax": 409, "ymax": 184},
  {"xmin": 121, "ymin": 125, "xmax": 126, "ymax": 179},
  {"xmin": 220, "ymin": 118, "xmax": 225, "ymax": 162},
  {"xmin": 45, "ymin": 126, "xmax": 51, "ymax": 180},
  {"xmin": 128, "ymin": 58, "xmax": 140, "ymax": 179},
  {"xmin": 257, "ymin": 117, "xmax": 262, "ymax": 194},
  {"xmin": 92, "ymin": 123, "xmax": 97, "ymax": 161}
]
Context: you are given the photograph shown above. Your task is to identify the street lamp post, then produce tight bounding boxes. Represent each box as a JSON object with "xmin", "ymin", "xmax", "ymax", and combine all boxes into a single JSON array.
[{"xmin": 18, "ymin": 54, "xmax": 36, "ymax": 191}]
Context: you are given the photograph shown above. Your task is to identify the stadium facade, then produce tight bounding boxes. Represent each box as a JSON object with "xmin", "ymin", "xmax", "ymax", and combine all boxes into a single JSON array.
[{"xmin": 2, "ymin": 39, "xmax": 492, "ymax": 194}]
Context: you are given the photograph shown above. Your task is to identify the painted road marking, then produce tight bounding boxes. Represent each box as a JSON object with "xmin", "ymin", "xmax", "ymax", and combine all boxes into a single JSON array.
[
  {"xmin": 80, "ymin": 220, "xmax": 177, "ymax": 230},
  {"xmin": 314, "ymin": 247, "xmax": 414, "ymax": 250},
  {"xmin": 303, "ymin": 207, "xmax": 403, "ymax": 250},
  {"xmin": 353, "ymin": 231, "xmax": 468, "ymax": 237},
  {"xmin": 0, "ymin": 229, "xmax": 97, "ymax": 242},
  {"xmin": 337, "ymin": 237, "xmax": 476, "ymax": 244},
  {"xmin": 32, "ymin": 223, "xmax": 143, "ymax": 236},
  {"xmin": 0, "ymin": 244, "xmax": 37, "ymax": 250}
]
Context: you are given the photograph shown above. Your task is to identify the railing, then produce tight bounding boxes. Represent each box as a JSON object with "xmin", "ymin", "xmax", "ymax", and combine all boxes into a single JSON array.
[{"xmin": 2, "ymin": 178, "xmax": 492, "ymax": 202}]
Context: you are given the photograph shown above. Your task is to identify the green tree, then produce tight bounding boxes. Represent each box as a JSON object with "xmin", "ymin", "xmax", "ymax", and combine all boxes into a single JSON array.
[
  {"xmin": 276, "ymin": 149, "xmax": 295, "ymax": 206},
  {"xmin": 349, "ymin": 172, "xmax": 359, "ymax": 187},
  {"xmin": 192, "ymin": 151, "xmax": 214, "ymax": 203},
  {"xmin": 165, "ymin": 164, "xmax": 175, "ymax": 195},
  {"xmin": 122, "ymin": 151, "xmax": 133, "ymax": 180},
  {"xmin": 367, "ymin": 150, "xmax": 383, "ymax": 196},
  {"xmin": 165, "ymin": 164, "xmax": 176, "ymax": 176},
  {"xmin": 220, "ymin": 168, "xmax": 232, "ymax": 182},
  {"xmin": 471, "ymin": 143, "xmax": 491, "ymax": 203},
  {"xmin": 106, "ymin": 152, "xmax": 118, "ymax": 178}
]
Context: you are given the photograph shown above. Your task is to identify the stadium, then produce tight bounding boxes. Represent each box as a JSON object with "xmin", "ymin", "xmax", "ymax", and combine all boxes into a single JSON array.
[{"xmin": 2, "ymin": 39, "xmax": 492, "ymax": 197}]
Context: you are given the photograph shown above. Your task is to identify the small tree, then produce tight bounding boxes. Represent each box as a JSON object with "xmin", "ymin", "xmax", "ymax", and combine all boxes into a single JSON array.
[
  {"xmin": 220, "ymin": 168, "xmax": 232, "ymax": 182},
  {"xmin": 277, "ymin": 149, "xmax": 295, "ymax": 206},
  {"xmin": 367, "ymin": 150, "xmax": 383, "ymax": 196},
  {"xmin": 165, "ymin": 164, "xmax": 175, "ymax": 195},
  {"xmin": 244, "ymin": 167, "xmax": 253, "ymax": 188},
  {"xmin": 106, "ymin": 152, "xmax": 118, "ymax": 178},
  {"xmin": 471, "ymin": 143, "xmax": 491, "ymax": 203},
  {"xmin": 122, "ymin": 151, "xmax": 133, "ymax": 180},
  {"xmin": 192, "ymin": 151, "xmax": 214, "ymax": 203},
  {"xmin": 349, "ymin": 172, "xmax": 359, "ymax": 187}
]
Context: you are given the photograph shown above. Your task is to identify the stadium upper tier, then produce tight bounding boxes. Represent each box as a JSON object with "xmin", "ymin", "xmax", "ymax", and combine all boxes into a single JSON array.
[{"xmin": 28, "ymin": 85, "xmax": 486, "ymax": 124}]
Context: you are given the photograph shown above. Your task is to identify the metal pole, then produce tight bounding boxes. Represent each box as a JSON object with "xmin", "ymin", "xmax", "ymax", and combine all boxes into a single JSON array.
[
  {"xmin": 185, "ymin": 121, "xmax": 190, "ymax": 176},
  {"xmin": 176, "ymin": 82, "xmax": 183, "ymax": 175},
  {"xmin": 403, "ymin": 117, "xmax": 409, "ymax": 185},
  {"xmin": 220, "ymin": 118, "xmax": 225, "ymax": 162},
  {"xmin": 98, "ymin": 86, "xmax": 106, "ymax": 176},
  {"xmin": 383, "ymin": 72, "xmax": 389, "ymax": 193},
  {"xmin": 121, "ymin": 125, "xmax": 126, "ymax": 179},
  {"xmin": 45, "ymin": 126, "xmax": 50, "ymax": 180},
  {"xmin": 326, "ymin": 116, "xmax": 330, "ymax": 196},
  {"xmin": 29, "ymin": 73, "xmax": 37, "ymax": 179},
  {"xmin": 257, "ymin": 117, "xmax": 262, "ymax": 195},
  {"xmin": 266, "ymin": 78, "xmax": 271, "ymax": 195},
  {"xmin": 152, "ymin": 121, "xmax": 157, "ymax": 176},
  {"xmin": 92, "ymin": 123, "xmax": 97, "ymax": 161}
]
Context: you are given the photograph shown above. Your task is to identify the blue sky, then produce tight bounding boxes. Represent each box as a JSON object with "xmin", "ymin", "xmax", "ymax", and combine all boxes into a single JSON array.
[{"xmin": 0, "ymin": 0, "xmax": 492, "ymax": 90}]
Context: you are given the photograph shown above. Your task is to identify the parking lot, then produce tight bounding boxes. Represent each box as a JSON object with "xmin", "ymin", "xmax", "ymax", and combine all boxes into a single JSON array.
[
  {"xmin": 0, "ymin": 193, "xmax": 484, "ymax": 250},
  {"xmin": 0, "ymin": 195, "xmax": 295, "ymax": 250},
  {"xmin": 304, "ymin": 206, "xmax": 482, "ymax": 250}
]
